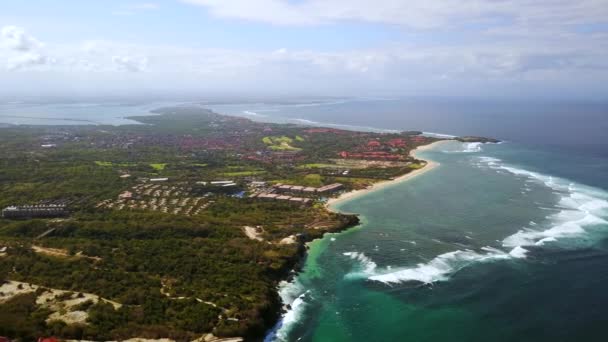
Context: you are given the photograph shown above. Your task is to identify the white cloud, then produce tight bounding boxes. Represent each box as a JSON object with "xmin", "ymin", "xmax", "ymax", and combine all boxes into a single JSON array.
[
  {"xmin": 1, "ymin": 25, "xmax": 41, "ymax": 51},
  {"xmin": 1, "ymin": 26, "xmax": 52, "ymax": 71},
  {"xmin": 180, "ymin": 0, "xmax": 608, "ymax": 30},
  {"xmin": 6, "ymin": 53, "xmax": 50, "ymax": 71},
  {"xmin": 0, "ymin": 20, "xmax": 606, "ymax": 98},
  {"xmin": 112, "ymin": 55, "xmax": 149, "ymax": 72}
]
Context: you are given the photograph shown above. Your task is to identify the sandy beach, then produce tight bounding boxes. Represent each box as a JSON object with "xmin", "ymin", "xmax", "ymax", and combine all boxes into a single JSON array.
[{"xmin": 326, "ymin": 140, "xmax": 447, "ymax": 209}]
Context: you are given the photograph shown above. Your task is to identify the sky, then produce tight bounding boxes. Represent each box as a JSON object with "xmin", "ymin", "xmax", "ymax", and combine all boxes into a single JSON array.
[{"xmin": 1, "ymin": 0, "xmax": 607, "ymax": 100}]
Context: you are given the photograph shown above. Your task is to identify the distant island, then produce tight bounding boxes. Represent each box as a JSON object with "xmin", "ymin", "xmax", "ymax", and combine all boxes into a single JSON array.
[{"xmin": 0, "ymin": 107, "xmax": 496, "ymax": 341}]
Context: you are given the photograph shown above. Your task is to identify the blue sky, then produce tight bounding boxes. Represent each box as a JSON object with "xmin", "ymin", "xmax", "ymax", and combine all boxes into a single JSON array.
[
  {"xmin": 1, "ymin": 0, "xmax": 607, "ymax": 99},
  {"xmin": 0, "ymin": 0, "xmax": 405, "ymax": 50}
]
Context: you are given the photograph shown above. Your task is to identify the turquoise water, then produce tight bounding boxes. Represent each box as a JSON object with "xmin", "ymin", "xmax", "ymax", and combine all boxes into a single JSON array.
[
  {"xmin": 268, "ymin": 141, "xmax": 608, "ymax": 341},
  {"xmin": 0, "ymin": 101, "xmax": 186, "ymax": 125}
]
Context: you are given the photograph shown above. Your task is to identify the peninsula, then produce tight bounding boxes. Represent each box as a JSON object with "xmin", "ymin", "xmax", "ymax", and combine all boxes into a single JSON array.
[{"xmin": 0, "ymin": 107, "xmax": 494, "ymax": 341}]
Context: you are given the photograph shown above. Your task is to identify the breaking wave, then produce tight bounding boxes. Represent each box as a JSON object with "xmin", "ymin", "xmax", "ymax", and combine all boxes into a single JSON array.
[
  {"xmin": 343, "ymin": 252, "xmax": 378, "ymax": 277},
  {"xmin": 265, "ymin": 280, "xmax": 309, "ymax": 342},
  {"xmin": 462, "ymin": 142, "xmax": 483, "ymax": 153},
  {"xmin": 367, "ymin": 153, "xmax": 607, "ymax": 286},
  {"xmin": 367, "ymin": 247, "xmax": 523, "ymax": 285},
  {"xmin": 443, "ymin": 142, "xmax": 484, "ymax": 154},
  {"xmin": 242, "ymin": 110, "xmax": 267, "ymax": 117},
  {"xmin": 476, "ymin": 156, "xmax": 608, "ymax": 248}
]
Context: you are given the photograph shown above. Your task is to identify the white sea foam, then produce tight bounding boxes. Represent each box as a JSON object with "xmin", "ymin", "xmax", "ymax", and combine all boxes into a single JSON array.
[
  {"xmin": 293, "ymin": 118, "xmax": 318, "ymax": 124},
  {"xmin": 279, "ymin": 292, "xmax": 307, "ymax": 332},
  {"xmin": 444, "ymin": 142, "xmax": 484, "ymax": 154},
  {"xmin": 463, "ymin": 142, "xmax": 483, "ymax": 153},
  {"xmin": 369, "ymin": 155, "xmax": 608, "ymax": 286},
  {"xmin": 343, "ymin": 252, "xmax": 377, "ymax": 275},
  {"xmin": 242, "ymin": 110, "xmax": 266, "ymax": 117},
  {"xmin": 476, "ymin": 156, "xmax": 608, "ymax": 248},
  {"xmin": 368, "ymin": 247, "xmax": 511, "ymax": 285},
  {"xmin": 269, "ymin": 280, "xmax": 309, "ymax": 341},
  {"xmin": 509, "ymin": 246, "xmax": 528, "ymax": 258}
]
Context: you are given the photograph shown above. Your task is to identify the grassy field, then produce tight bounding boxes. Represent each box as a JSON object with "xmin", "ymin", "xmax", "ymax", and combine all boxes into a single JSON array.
[
  {"xmin": 149, "ymin": 163, "xmax": 168, "ymax": 171},
  {"xmin": 263, "ymin": 136, "xmax": 302, "ymax": 151}
]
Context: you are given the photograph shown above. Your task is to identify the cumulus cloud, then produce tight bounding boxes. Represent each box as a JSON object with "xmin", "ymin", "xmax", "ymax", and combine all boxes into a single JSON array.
[
  {"xmin": 112, "ymin": 55, "xmax": 149, "ymax": 72},
  {"xmin": 6, "ymin": 53, "xmax": 50, "ymax": 71},
  {"xmin": 1, "ymin": 26, "xmax": 51, "ymax": 71},
  {"xmin": 1, "ymin": 25, "xmax": 41, "ymax": 51}
]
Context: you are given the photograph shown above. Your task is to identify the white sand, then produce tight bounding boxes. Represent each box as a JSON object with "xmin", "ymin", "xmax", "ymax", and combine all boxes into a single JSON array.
[
  {"xmin": 279, "ymin": 235, "xmax": 297, "ymax": 245},
  {"xmin": 326, "ymin": 140, "xmax": 446, "ymax": 209}
]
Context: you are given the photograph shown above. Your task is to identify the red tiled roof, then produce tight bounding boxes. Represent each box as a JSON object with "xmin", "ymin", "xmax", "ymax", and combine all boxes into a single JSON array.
[{"xmin": 38, "ymin": 338, "xmax": 59, "ymax": 342}]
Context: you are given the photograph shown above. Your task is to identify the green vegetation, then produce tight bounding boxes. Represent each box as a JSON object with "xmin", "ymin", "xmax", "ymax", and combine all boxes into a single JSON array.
[
  {"xmin": 94, "ymin": 161, "xmax": 136, "ymax": 167},
  {"xmin": 0, "ymin": 106, "xmax": 442, "ymax": 340},
  {"xmin": 262, "ymin": 135, "xmax": 301, "ymax": 151},
  {"xmin": 150, "ymin": 163, "xmax": 168, "ymax": 171}
]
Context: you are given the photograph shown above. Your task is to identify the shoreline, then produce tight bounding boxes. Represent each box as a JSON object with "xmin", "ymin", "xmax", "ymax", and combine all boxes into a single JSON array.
[
  {"xmin": 325, "ymin": 140, "xmax": 446, "ymax": 210},
  {"xmin": 266, "ymin": 140, "xmax": 447, "ymax": 340}
]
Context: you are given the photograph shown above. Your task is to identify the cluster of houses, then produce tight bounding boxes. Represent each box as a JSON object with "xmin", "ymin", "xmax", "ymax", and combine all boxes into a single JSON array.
[
  {"xmin": 97, "ymin": 183, "xmax": 213, "ymax": 216},
  {"xmin": 1, "ymin": 204, "xmax": 68, "ymax": 219},
  {"xmin": 337, "ymin": 136, "xmax": 430, "ymax": 161},
  {"xmin": 89, "ymin": 133, "xmax": 248, "ymax": 151}
]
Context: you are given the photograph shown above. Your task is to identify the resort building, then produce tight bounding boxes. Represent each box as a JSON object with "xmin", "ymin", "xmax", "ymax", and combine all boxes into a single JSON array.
[
  {"xmin": 317, "ymin": 183, "xmax": 344, "ymax": 193},
  {"xmin": 272, "ymin": 183, "xmax": 344, "ymax": 195},
  {"xmin": 2, "ymin": 204, "xmax": 68, "ymax": 219}
]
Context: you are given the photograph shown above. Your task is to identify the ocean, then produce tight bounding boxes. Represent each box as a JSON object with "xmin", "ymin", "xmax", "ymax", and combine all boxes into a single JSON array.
[
  {"xmin": 266, "ymin": 140, "xmax": 608, "ymax": 341},
  {"xmin": 2, "ymin": 98, "xmax": 607, "ymax": 341},
  {"xmin": 216, "ymin": 99, "xmax": 607, "ymax": 342},
  {"xmin": 0, "ymin": 101, "xmax": 186, "ymax": 126}
]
